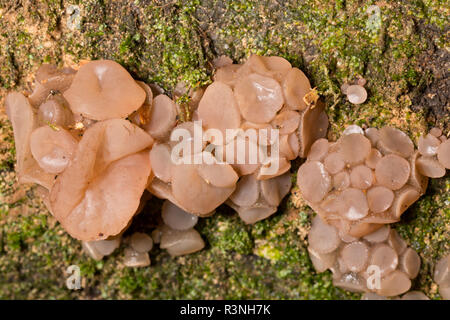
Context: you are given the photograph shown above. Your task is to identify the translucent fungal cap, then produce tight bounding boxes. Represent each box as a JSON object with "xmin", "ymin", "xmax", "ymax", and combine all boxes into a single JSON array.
[
  {"xmin": 296, "ymin": 125, "xmax": 429, "ymax": 238},
  {"xmin": 49, "ymin": 120, "xmax": 153, "ymax": 241},
  {"xmin": 64, "ymin": 60, "xmax": 146, "ymax": 120},
  {"xmin": 130, "ymin": 232, "xmax": 153, "ymax": 253},
  {"xmin": 160, "ymin": 227, "xmax": 205, "ymax": 257},
  {"xmin": 6, "ymin": 55, "xmax": 333, "ymax": 259},
  {"xmin": 234, "ymin": 73, "xmax": 284, "ymax": 123},
  {"xmin": 227, "ymin": 172, "xmax": 291, "ymax": 224},
  {"xmin": 123, "ymin": 247, "xmax": 151, "ymax": 267},
  {"xmin": 30, "ymin": 126, "xmax": 78, "ymax": 174},
  {"xmin": 161, "ymin": 200, "xmax": 199, "ymax": 230},
  {"xmin": 346, "ymin": 85, "xmax": 367, "ymax": 104},
  {"xmin": 198, "ymin": 81, "xmax": 241, "ymax": 139},
  {"xmin": 5, "ymin": 92, "xmax": 56, "ymax": 189},
  {"xmin": 308, "ymin": 215, "xmax": 419, "ymax": 297}
]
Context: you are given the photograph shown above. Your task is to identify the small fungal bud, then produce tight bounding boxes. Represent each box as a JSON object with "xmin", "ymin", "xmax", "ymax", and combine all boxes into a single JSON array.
[
  {"xmin": 377, "ymin": 270, "xmax": 411, "ymax": 297},
  {"xmin": 308, "ymin": 216, "xmax": 340, "ymax": 254},
  {"xmin": 346, "ymin": 85, "xmax": 367, "ymax": 104},
  {"xmin": 161, "ymin": 200, "xmax": 199, "ymax": 230},
  {"xmin": 130, "ymin": 232, "xmax": 153, "ymax": 253},
  {"xmin": 416, "ymin": 156, "xmax": 446, "ymax": 178},
  {"xmin": 95, "ymin": 237, "xmax": 121, "ymax": 256},
  {"xmin": 343, "ymin": 124, "xmax": 364, "ymax": 136},
  {"xmin": 357, "ymin": 77, "xmax": 367, "ymax": 86},
  {"xmin": 340, "ymin": 83, "xmax": 350, "ymax": 95},
  {"xmin": 82, "ymin": 241, "xmax": 104, "ymax": 261},
  {"xmin": 151, "ymin": 228, "xmax": 162, "ymax": 244},
  {"xmin": 160, "ymin": 228, "xmax": 205, "ymax": 257},
  {"xmin": 123, "ymin": 247, "xmax": 150, "ymax": 267}
]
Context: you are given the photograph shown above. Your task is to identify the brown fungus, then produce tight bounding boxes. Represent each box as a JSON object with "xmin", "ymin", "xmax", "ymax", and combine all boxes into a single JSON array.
[
  {"xmin": 307, "ymin": 215, "xmax": 419, "ymax": 297},
  {"xmin": 375, "ymin": 154, "xmax": 410, "ymax": 190},
  {"xmin": 282, "ymin": 67, "xmax": 311, "ymax": 111},
  {"xmin": 418, "ymin": 133, "xmax": 441, "ymax": 157},
  {"xmin": 337, "ymin": 133, "xmax": 371, "ymax": 165},
  {"xmin": 64, "ymin": 60, "xmax": 146, "ymax": 120},
  {"xmin": 367, "ymin": 186, "xmax": 394, "ymax": 214},
  {"xmin": 234, "ymin": 73, "xmax": 284, "ymax": 123},
  {"xmin": 399, "ymin": 248, "xmax": 421, "ymax": 279},
  {"xmin": 38, "ymin": 98, "xmax": 73, "ymax": 127},
  {"xmin": 308, "ymin": 216, "xmax": 340, "ymax": 254},
  {"xmin": 49, "ymin": 120, "xmax": 152, "ymax": 241},
  {"xmin": 437, "ymin": 139, "xmax": 450, "ymax": 169},
  {"xmin": 30, "ymin": 125, "xmax": 78, "ymax": 174},
  {"xmin": 161, "ymin": 200, "xmax": 199, "ymax": 230},
  {"xmin": 198, "ymin": 81, "xmax": 241, "ymax": 139},
  {"xmin": 378, "ymin": 127, "xmax": 414, "ymax": 158},
  {"xmin": 5, "ymin": 92, "xmax": 56, "ymax": 189},
  {"xmin": 144, "ymin": 94, "xmax": 177, "ymax": 141},
  {"xmin": 416, "ymin": 156, "xmax": 446, "ymax": 178},
  {"xmin": 296, "ymin": 125, "xmax": 428, "ymax": 238},
  {"xmin": 130, "ymin": 232, "xmax": 153, "ymax": 253},
  {"xmin": 433, "ymin": 254, "xmax": 450, "ymax": 288},
  {"xmin": 346, "ymin": 85, "xmax": 367, "ymax": 105},
  {"xmin": 160, "ymin": 227, "xmax": 205, "ymax": 257},
  {"xmin": 170, "ymin": 160, "xmax": 236, "ymax": 216},
  {"xmin": 123, "ymin": 247, "xmax": 150, "ymax": 267},
  {"xmin": 297, "ymin": 161, "xmax": 331, "ymax": 203}
]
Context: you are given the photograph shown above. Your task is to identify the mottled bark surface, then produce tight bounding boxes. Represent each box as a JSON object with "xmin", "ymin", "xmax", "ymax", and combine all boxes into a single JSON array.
[{"xmin": 0, "ymin": 0, "xmax": 448, "ymax": 299}]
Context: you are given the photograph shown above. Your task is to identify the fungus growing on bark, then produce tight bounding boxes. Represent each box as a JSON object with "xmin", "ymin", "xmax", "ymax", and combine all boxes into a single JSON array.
[
  {"xmin": 6, "ymin": 55, "xmax": 331, "ymax": 264},
  {"xmin": 296, "ymin": 125, "xmax": 430, "ymax": 238},
  {"xmin": 416, "ymin": 129, "xmax": 449, "ymax": 178},
  {"xmin": 30, "ymin": 126, "xmax": 78, "ymax": 174},
  {"xmin": 64, "ymin": 60, "xmax": 146, "ymax": 120},
  {"xmin": 308, "ymin": 216, "xmax": 420, "ymax": 297},
  {"xmin": 227, "ymin": 172, "xmax": 291, "ymax": 224},
  {"xmin": 82, "ymin": 237, "xmax": 121, "ymax": 261},
  {"xmin": 5, "ymin": 92, "xmax": 56, "ymax": 189},
  {"xmin": 49, "ymin": 119, "xmax": 153, "ymax": 241},
  {"xmin": 346, "ymin": 85, "xmax": 367, "ymax": 104}
]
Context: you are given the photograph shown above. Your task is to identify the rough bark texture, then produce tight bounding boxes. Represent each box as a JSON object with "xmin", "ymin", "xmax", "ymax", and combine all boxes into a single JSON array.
[{"xmin": 0, "ymin": 0, "xmax": 448, "ymax": 299}]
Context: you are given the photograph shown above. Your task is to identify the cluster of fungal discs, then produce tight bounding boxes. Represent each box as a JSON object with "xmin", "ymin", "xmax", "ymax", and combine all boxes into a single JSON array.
[
  {"xmin": 147, "ymin": 54, "xmax": 328, "ymax": 223},
  {"xmin": 417, "ymin": 128, "xmax": 450, "ymax": 178},
  {"xmin": 300, "ymin": 124, "xmax": 449, "ymax": 298},
  {"xmin": 5, "ymin": 54, "xmax": 328, "ymax": 264},
  {"xmin": 308, "ymin": 215, "xmax": 421, "ymax": 297},
  {"xmin": 297, "ymin": 125, "xmax": 438, "ymax": 238}
]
